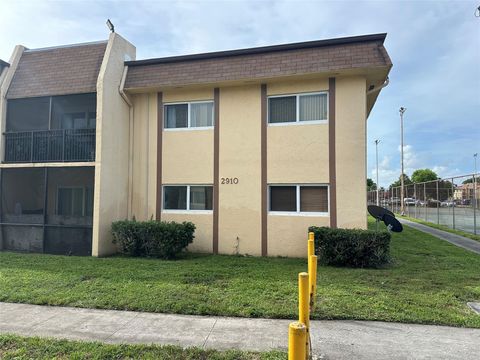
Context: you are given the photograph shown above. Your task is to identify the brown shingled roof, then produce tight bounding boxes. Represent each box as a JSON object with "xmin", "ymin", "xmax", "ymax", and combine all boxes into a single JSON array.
[
  {"xmin": 7, "ymin": 41, "xmax": 107, "ymax": 99},
  {"xmin": 125, "ymin": 33, "xmax": 391, "ymax": 90}
]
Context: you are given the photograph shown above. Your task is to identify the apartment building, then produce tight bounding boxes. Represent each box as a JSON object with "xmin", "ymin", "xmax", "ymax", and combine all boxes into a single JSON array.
[{"xmin": 0, "ymin": 32, "xmax": 391, "ymax": 257}]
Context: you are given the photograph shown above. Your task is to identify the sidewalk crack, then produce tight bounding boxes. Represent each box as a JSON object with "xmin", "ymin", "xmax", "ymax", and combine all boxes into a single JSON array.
[
  {"xmin": 104, "ymin": 312, "xmax": 141, "ymax": 342},
  {"xmin": 202, "ymin": 318, "xmax": 218, "ymax": 349}
]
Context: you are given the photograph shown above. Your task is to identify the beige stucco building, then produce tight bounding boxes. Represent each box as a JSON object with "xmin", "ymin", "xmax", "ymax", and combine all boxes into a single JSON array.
[{"xmin": 0, "ymin": 32, "xmax": 391, "ymax": 258}]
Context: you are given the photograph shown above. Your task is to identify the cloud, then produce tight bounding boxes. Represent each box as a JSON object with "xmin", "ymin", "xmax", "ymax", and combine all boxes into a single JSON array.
[{"xmin": 0, "ymin": 0, "xmax": 478, "ymax": 184}]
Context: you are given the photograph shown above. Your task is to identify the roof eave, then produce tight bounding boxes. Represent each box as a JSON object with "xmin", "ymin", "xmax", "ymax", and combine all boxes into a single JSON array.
[{"xmin": 125, "ymin": 33, "xmax": 387, "ymax": 67}]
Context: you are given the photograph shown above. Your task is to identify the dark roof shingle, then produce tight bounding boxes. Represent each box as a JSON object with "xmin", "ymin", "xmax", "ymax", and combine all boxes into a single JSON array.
[
  {"xmin": 7, "ymin": 42, "xmax": 107, "ymax": 99},
  {"xmin": 125, "ymin": 34, "xmax": 391, "ymax": 90}
]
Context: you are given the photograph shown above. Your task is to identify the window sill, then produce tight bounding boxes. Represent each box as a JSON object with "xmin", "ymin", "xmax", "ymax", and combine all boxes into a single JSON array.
[
  {"xmin": 268, "ymin": 211, "xmax": 329, "ymax": 217},
  {"xmin": 268, "ymin": 120, "xmax": 328, "ymax": 127},
  {"xmin": 164, "ymin": 126, "xmax": 214, "ymax": 132},
  {"xmin": 162, "ymin": 210, "xmax": 213, "ymax": 215}
]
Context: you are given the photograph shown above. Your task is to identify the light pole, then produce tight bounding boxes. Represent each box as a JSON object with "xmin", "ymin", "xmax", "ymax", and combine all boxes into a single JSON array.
[
  {"xmin": 474, "ymin": 153, "xmax": 478, "ymax": 205},
  {"xmin": 474, "ymin": 153, "xmax": 478, "ymax": 235},
  {"xmin": 399, "ymin": 107, "xmax": 406, "ymax": 216},
  {"xmin": 375, "ymin": 139, "xmax": 380, "ymax": 206}
]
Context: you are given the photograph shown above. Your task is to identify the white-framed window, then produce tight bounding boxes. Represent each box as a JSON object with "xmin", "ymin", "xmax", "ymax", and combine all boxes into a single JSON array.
[
  {"xmin": 164, "ymin": 101, "xmax": 214, "ymax": 129},
  {"xmin": 268, "ymin": 92, "xmax": 328, "ymax": 125},
  {"xmin": 56, "ymin": 187, "xmax": 93, "ymax": 216},
  {"xmin": 163, "ymin": 185, "xmax": 213, "ymax": 212},
  {"xmin": 268, "ymin": 184, "xmax": 329, "ymax": 216}
]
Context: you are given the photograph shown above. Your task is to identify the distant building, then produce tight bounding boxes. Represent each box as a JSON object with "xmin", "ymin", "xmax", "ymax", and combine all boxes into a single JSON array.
[{"xmin": 454, "ymin": 183, "xmax": 480, "ymax": 201}]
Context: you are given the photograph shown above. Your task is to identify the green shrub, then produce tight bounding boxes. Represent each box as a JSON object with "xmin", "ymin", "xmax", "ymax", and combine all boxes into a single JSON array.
[
  {"xmin": 111, "ymin": 220, "xmax": 195, "ymax": 259},
  {"xmin": 308, "ymin": 226, "xmax": 391, "ymax": 268}
]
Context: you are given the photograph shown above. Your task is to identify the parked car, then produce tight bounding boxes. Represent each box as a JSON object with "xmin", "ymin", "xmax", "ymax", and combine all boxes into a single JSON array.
[
  {"xmin": 404, "ymin": 198, "xmax": 417, "ymax": 206},
  {"xmin": 390, "ymin": 197, "xmax": 401, "ymax": 205},
  {"xmin": 427, "ymin": 199, "xmax": 441, "ymax": 207},
  {"xmin": 440, "ymin": 201, "xmax": 455, "ymax": 207}
]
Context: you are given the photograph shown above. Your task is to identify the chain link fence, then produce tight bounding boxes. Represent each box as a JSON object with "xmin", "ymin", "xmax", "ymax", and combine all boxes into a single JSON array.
[{"xmin": 368, "ymin": 174, "xmax": 479, "ymax": 235}]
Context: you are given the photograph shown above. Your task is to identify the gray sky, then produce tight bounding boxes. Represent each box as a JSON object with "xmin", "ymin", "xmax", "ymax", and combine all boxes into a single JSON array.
[{"xmin": 1, "ymin": 0, "xmax": 479, "ymax": 187}]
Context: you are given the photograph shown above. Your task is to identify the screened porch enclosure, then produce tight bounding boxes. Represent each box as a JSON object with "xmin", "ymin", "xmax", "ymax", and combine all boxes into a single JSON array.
[
  {"xmin": 4, "ymin": 93, "xmax": 96, "ymax": 163},
  {"xmin": 0, "ymin": 167, "xmax": 94, "ymax": 255}
]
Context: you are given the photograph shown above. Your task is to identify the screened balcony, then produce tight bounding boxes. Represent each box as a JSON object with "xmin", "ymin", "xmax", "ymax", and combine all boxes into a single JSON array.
[{"xmin": 4, "ymin": 93, "xmax": 96, "ymax": 163}]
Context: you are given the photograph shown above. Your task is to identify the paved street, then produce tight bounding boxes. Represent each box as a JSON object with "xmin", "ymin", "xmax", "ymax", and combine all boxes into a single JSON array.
[{"xmin": 1, "ymin": 302, "xmax": 479, "ymax": 359}]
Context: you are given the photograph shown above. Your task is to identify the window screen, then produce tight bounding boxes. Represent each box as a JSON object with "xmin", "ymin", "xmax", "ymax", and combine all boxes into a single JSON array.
[
  {"xmin": 300, "ymin": 186, "xmax": 328, "ymax": 212},
  {"xmin": 270, "ymin": 186, "xmax": 296, "ymax": 211},
  {"xmin": 57, "ymin": 188, "xmax": 84, "ymax": 216},
  {"xmin": 165, "ymin": 104, "xmax": 188, "ymax": 128},
  {"xmin": 268, "ymin": 96, "xmax": 296, "ymax": 123},
  {"xmin": 6, "ymin": 97, "xmax": 50, "ymax": 131},
  {"xmin": 190, "ymin": 186, "xmax": 213, "ymax": 210},
  {"xmin": 164, "ymin": 186, "xmax": 187, "ymax": 209},
  {"xmin": 1, "ymin": 168, "xmax": 45, "ymax": 224},
  {"xmin": 190, "ymin": 102, "xmax": 213, "ymax": 127},
  {"xmin": 299, "ymin": 94, "xmax": 327, "ymax": 121},
  {"xmin": 47, "ymin": 167, "xmax": 95, "ymax": 225},
  {"xmin": 51, "ymin": 93, "xmax": 96, "ymax": 130}
]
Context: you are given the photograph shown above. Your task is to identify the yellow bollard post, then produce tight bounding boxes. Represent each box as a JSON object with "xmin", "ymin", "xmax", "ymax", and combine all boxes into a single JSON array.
[
  {"xmin": 298, "ymin": 272, "xmax": 310, "ymax": 359},
  {"xmin": 288, "ymin": 321, "xmax": 307, "ymax": 360},
  {"xmin": 308, "ymin": 234, "xmax": 315, "ymax": 259},
  {"xmin": 308, "ymin": 255, "xmax": 318, "ymax": 310}
]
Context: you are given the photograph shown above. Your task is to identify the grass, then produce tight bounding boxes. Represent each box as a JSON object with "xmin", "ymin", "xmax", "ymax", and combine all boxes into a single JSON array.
[
  {"xmin": 0, "ymin": 334, "xmax": 286, "ymax": 360},
  {"xmin": 0, "ymin": 219, "xmax": 479, "ymax": 328},
  {"xmin": 400, "ymin": 215, "xmax": 480, "ymax": 242}
]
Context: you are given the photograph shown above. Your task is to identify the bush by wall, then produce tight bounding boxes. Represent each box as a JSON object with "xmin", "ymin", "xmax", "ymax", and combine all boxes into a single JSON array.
[
  {"xmin": 111, "ymin": 220, "xmax": 195, "ymax": 259},
  {"xmin": 308, "ymin": 226, "xmax": 391, "ymax": 268}
]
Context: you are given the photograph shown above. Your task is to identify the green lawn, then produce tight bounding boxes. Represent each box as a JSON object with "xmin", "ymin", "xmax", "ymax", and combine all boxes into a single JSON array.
[
  {"xmin": 0, "ymin": 335, "xmax": 285, "ymax": 360},
  {"xmin": 400, "ymin": 215, "xmax": 480, "ymax": 242},
  {"xmin": 0, "ymin": 220, "xmax": 479, "ymax": 328}
]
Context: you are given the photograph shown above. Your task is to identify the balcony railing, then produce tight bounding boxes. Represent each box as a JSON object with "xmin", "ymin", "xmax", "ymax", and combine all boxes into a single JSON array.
[{"xmin": 4, "ymin": 129, "xmax": 96, "ymax": 163}]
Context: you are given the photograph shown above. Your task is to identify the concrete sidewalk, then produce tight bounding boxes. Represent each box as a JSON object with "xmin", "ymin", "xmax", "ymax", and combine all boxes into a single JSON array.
[
  {"xmin": 1, "ymin": 302, "xmax": 479, "ymax": 359},
  {"xmin": 399, "ymin": 218, "xmax": 480, "ymax": 254}
]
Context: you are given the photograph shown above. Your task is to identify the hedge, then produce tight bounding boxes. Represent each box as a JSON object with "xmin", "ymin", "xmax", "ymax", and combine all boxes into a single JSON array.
[
  {"xmin": 308, "ymin": 226, "xmax": 391, "ymax": 268},
  {"xmin": 111, "ymin": 220, "xmax": 195, "ymax": 259}
]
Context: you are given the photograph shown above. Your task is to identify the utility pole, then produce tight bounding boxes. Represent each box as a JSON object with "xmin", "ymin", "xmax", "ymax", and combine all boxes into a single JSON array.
[
  {"xmin": 399, "ymin": 107, "xmax": 406, "ymax": 216},
  {"xmin": 375, "ymin": 139, "xmax": 380, "ymax": 206}
]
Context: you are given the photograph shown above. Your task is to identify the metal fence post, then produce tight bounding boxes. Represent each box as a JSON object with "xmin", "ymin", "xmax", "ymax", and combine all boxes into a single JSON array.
[
  {"xmin": 414, "ymin": 183, "xmax": 417, "ymax": 219},
  {"xmin": 436, "ymin": 180, "xmax": 440, "ymax": 225},
  {"xmin": 424, "ymin": 182, "xmax": 427, "ymax": 222},
  {"xmin": 473, "ymin": 173, "xmax": 477, "ymax": 235},
  {"xmin": 452, "ymin": 178, "xmax": 455, "ymax": 229},
  {"xmin": 391, "ymin": 187, "xmax": 394, "ymax": 212}
]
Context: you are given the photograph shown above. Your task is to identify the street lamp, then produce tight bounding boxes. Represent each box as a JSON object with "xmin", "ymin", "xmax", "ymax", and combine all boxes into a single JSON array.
[
  {"xmin": 399, "ymin": 107, "xmax": 406, "ymax": 216},
  {"xmin": 474, "ymin": 153, "xmax": 478, "ymax": 234},
  {"xmin": 374, "ymin": 139, "xmax": 380, "ymax": 206}
]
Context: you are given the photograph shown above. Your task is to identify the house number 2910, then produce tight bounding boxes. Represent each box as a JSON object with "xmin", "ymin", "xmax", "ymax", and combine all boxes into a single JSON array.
[{"xmin": 221, "ymin": 177, "xmax": 239, "ymax": 185}]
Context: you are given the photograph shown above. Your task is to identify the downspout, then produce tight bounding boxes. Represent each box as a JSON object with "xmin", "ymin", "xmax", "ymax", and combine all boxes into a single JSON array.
[
  {"xmin": 119, "ymin": 65, "xmax": 134, "ymax": 219},
  {"xmin": 366, "ymin": 76, "xmax": 389, "ymax": 95}
]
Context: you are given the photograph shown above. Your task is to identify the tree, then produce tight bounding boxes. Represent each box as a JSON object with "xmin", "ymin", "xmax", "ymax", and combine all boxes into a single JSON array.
[
  {"xmin": 367, "ymin": 178, "xmax": 377, "ymax": 191},
  {"xmin": 463, "ymin": 177, "xmax": 475, "ymax": 184},
  {"xmin": 411, "ymin": 169, "xmax": 439, "ymax": 183},
  {"xmin": 389, "ymin": 174, "xmax": 412, "ymax": 189}
]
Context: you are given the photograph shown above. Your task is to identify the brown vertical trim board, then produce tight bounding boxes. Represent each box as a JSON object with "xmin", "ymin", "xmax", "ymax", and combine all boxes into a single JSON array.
[
  {"xmin": 213, "ymin": 88, "xmax": 220, "ymax": 254},
  {"xmin": 260, "ymin": 84, "xmax": 268, "ymax": 256},
  {"xmin": 328, "ymin": 78, "xmax": 337, "ymax": 228},
  {"xmin": 156, "ymin": 92, "xmax": 163, "ymax": 221}
]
